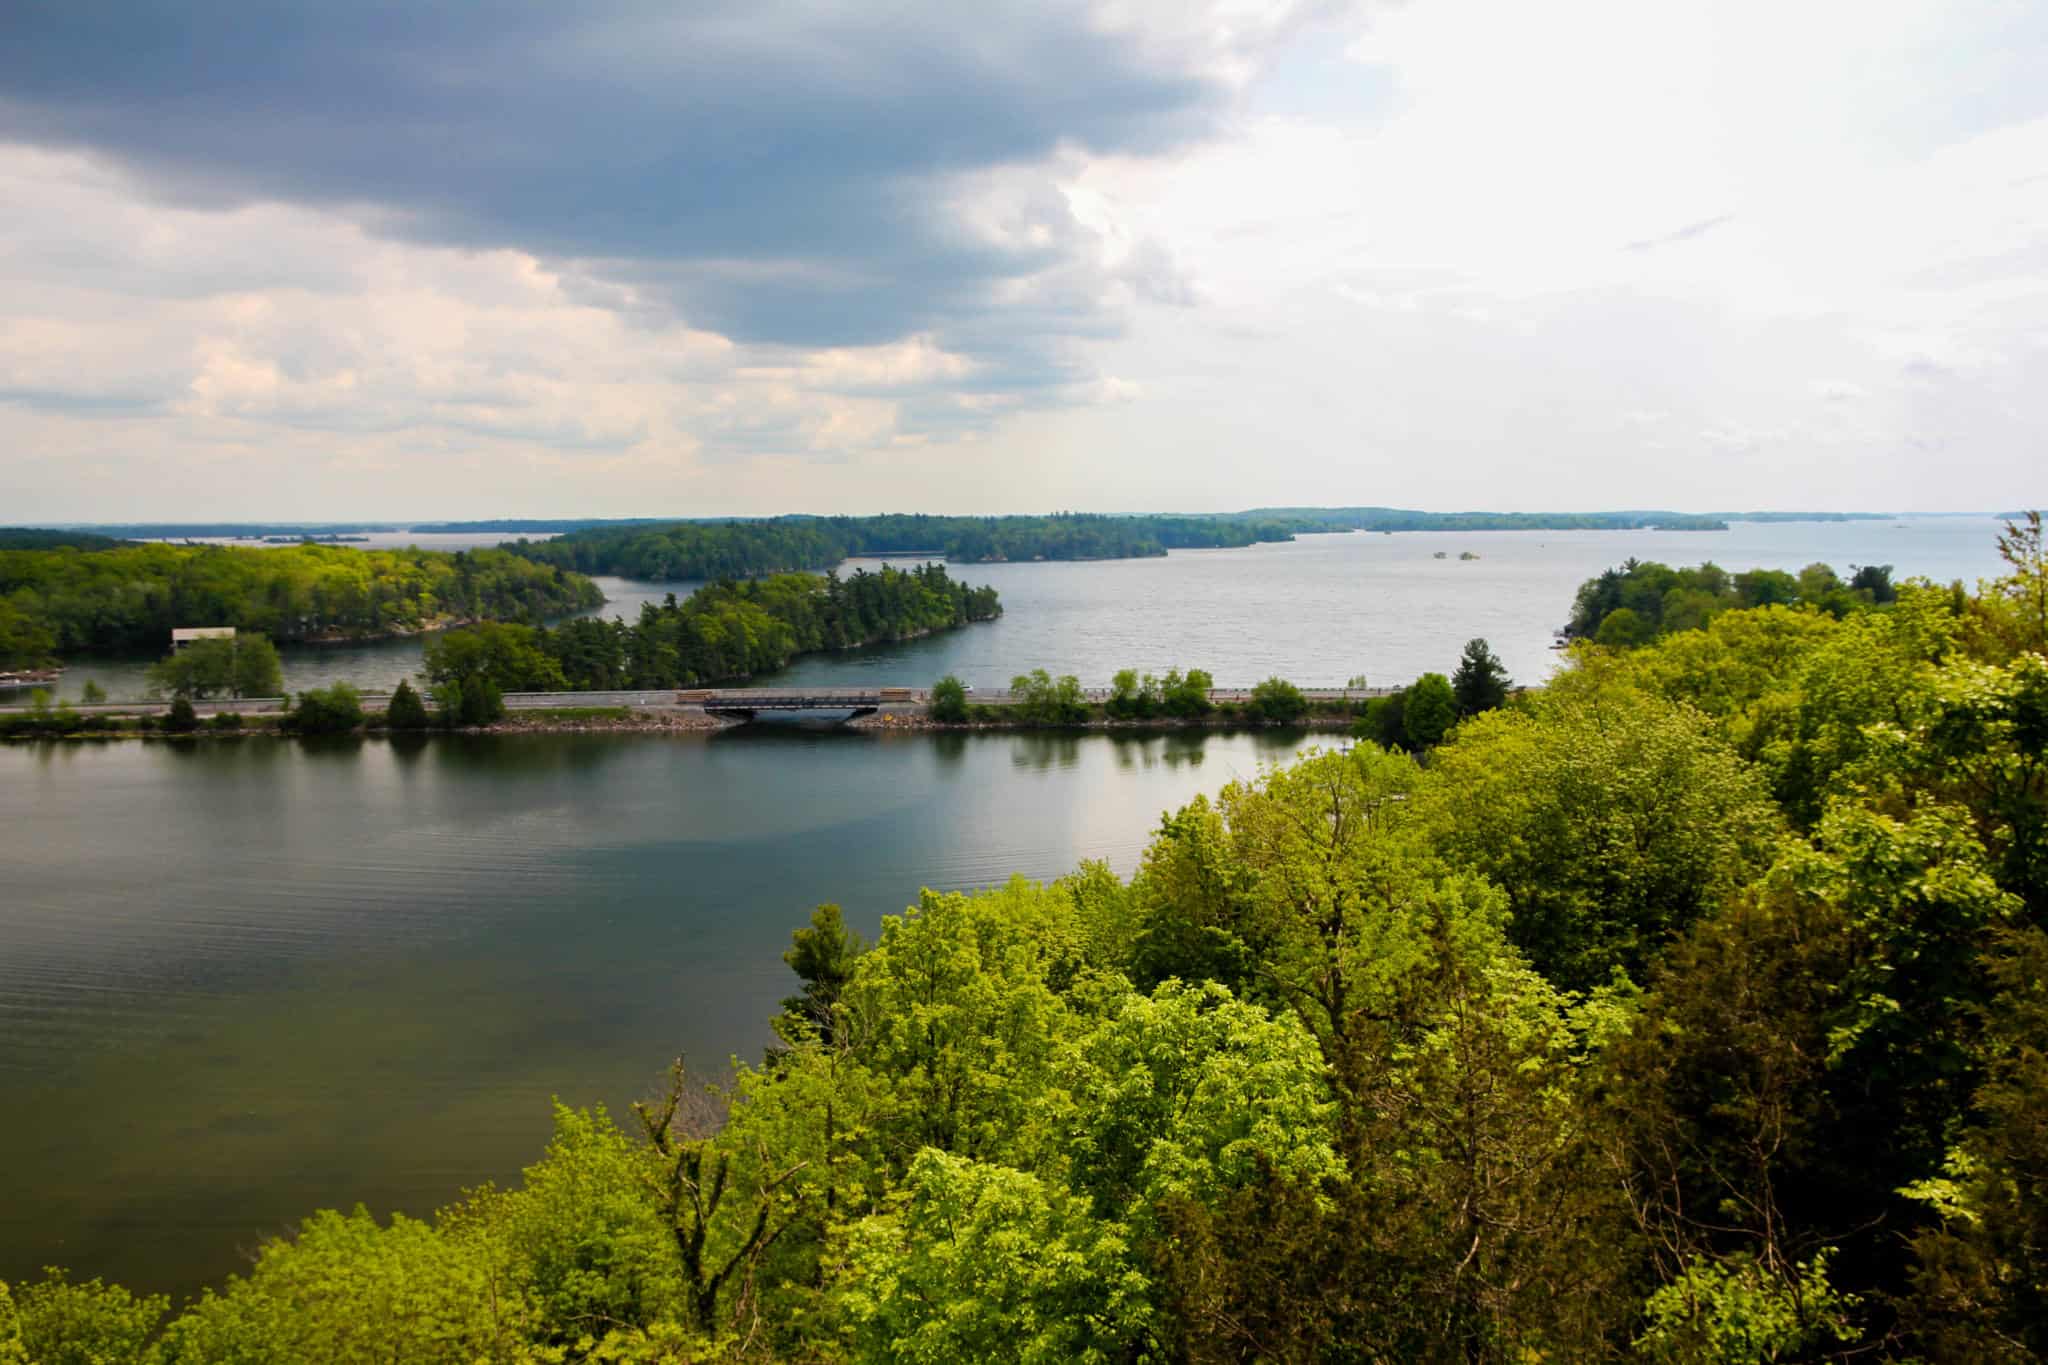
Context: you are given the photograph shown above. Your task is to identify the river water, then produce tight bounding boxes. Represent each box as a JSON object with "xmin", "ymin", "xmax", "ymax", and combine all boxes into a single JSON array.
[
  {"xmin": 0, "ymin": 515, "xmax": 2021, "ymax": 1300},
  {"xmin": 0, "ymin": 727, "xmax": 1305, "ymax": 1298},
  {"xmin": 15, "ymin": 516, "xmax": 2016, "ymax": 702}
]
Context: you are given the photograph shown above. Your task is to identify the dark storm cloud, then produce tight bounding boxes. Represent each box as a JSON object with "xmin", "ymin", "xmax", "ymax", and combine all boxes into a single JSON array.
[{"xmin": 0, "ymin": 1, "xmax": 1226, "ymax": 359}]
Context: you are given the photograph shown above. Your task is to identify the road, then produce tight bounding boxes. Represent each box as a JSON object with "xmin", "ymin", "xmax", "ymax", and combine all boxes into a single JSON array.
[{"xmin": 2, "ymin": 685, "xmax": 1400, "ymax": 717}]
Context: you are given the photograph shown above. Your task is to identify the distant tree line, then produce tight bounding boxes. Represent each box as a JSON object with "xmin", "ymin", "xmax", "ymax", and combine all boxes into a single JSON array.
[
  {"xmin": 0, "ymin": 542, "xmax": 602, "ymax": 665},
  {"xmin": 1247, "ymin": 506, "xmax": 1730, "ymax": 532},
  {"xmin": 504, "ymin": 513, "xmax": 1307, "ymax": 578},
  {"xmin": 1564, "ymin": 557, "xmax": 1898, "ymax": 646},
  {"xmin": 0, "ymin": 528, "xmax": 133, "ymax": 551},
  {"xmin": 421, "ymin": 565, "xmax": 1000, "ymax": 703}
]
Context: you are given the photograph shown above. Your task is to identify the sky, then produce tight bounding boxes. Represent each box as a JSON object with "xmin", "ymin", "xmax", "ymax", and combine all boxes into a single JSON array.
[{"xmin": 1, "ymin": 0, "xmax": 2044, "ymax": 520}]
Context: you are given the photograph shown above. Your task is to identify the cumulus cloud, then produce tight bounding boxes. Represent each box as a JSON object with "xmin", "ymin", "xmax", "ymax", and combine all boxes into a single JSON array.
[{"xmin": 1, "ymin": 0, "xmax": 2044, "ymax": 516}]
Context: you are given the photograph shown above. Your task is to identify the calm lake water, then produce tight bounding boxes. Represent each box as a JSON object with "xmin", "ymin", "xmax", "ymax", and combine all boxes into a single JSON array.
[
  {"xmin": 0, "ymin": 727, "xmax": 1306, "ymax": 1298},
  {"xmin": 0, "ymin": 515, "xmax": 2022, "ymax": 1300},
  {"xmin": 18, "ymin": 516, "xmax": 2016, "ymax": 702}
]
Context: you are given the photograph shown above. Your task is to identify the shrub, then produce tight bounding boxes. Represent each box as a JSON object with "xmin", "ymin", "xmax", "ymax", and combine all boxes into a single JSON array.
[
  {"xmin": 1246, "ymin": 676, "xmax": 1308, "ymax": 724},
  {"xmin": 1107, "ymin": 669, "xmax": 1160, "ymax": 719},
  {"xmin": 291, "ymin": 684, "xmax": 365, "ymax": 735},
  {"xmin": 1009, "ymin": 669, "xmax": 1089, "ymax": 725},
  {"xmin": 929, "ymin": 675, "xmax": 969, "ymax": 723},
  {"xmin": 164, "ymin": 695, "xmax": 200, "ymax": 733},
  {"xmin": 210, "ymin": 711, "xmax": 244, "ymax": 732},
  {"xmin": 1160, "ymin": 667, "xmax": 1214, "ymax": 718}
]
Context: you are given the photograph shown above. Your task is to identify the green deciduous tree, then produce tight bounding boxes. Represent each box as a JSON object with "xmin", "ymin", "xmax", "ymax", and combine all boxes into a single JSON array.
[
  {"xmin": 1423, "ymin": 682, "xmax": 1782, "ymax": 988},
  {"xmin": 5, "ymin": 1269, "xmax": 168, "ymax": 1365},
  {"xmin": 841, "ymin": 1150, "xmax": 1152, "ymax": 1365},
  {"xmin": 1402, "ymin": 671, "xmax": 1457, "ymax": 748},
  {"xmin": 421, "ymin": 621, "xmax": 565, "ymax": 696},
  {"xmin": 1010, "ymin": 668, "xmax": 1089, "ymax": 725},
  {"xmin": 1245, "ymin": 675, "xmax": 1307, "ymax": 724},
  {"xmin": 839, "ymin": 881, "xmax": 1082, "ymax": 1164},
  {"xmin": 148, "ymin": 634, "xmax": 284, "ymax": 699},
  {"xmin": 1160, "ymin": 667, "xmax": 1214, "ymax": 718},
  {"xmin": 1595, "ymin": 606, "xmax": 1652, "ymax": 648},
  {"xmin": 154, "ymin": 1206, "xmax": 526, "ymax": 1364},
  {"xmin": 231, "ymin": 634, "xmax": 284, "ymax": 698},
  {"xmin": 290, "ymin": 683, "xmax": 364, "ymax": 735},
  {"xmin": 927, "ymin": 674, "xmax": 967, "ymax": 723}
]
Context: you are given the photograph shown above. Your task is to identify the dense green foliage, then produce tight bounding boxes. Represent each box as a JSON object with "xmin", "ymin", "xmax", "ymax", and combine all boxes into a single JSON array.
[
  {"xmin": 146, "ymin": 634, "xmax": 284, "ymax": 699},
  {"xmin": 926, "ymin": 674, "xmax": 969, "ymax": 723},
  {"xmin": 12, "ymin": 519, "xmax": 2046, "ymax": 1361},
  {"xmin": 385, "ymin": 678, "xmax": 430, "ymax": 730},
  {"xmin": 0, "ymin": 596, "xmax": 58, "ymax": 671},
  {"xmin": 289, "ymin": 683, "xmax": 365, "ymax": 735},
  {"xmin": 1105, "ymin": 666, "xmax": 1214, "ymax": 720},
  {"xmin": 1245, "ymin": 675, "xmax": 1308, "ymax": 723},
  {"xmin": 1008, "ymin": 668, "xmax": 1091, "ymax": 724},
  {"xmin": 508, "ymin": 514, "xmax": 1303, "ymax": 578},
  {"xmin": 0, "ymin": 542, "xmax": 602, "ymax": 660},
  {"xmin": 1565, "ymin": 555, "xmax": 1897, "ymax": 644},
  {"xmin": 426, "ymin": 564, "xmax": 998, "ymax": 693},
  {"xmin": 0, "ymin": 528, "xmax": 132, "ymax": 551}
]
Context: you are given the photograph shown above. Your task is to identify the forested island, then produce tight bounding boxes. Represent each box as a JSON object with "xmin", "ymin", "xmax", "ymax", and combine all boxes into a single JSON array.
[
  {"xmin": 411, "ymin": 564, "xmax": 1000, "ymax": 721},
  {"xmin": 503, "ymin": 513, "xmax": 1308, "ymax": 578},
  {"xmin": 5, "ymin": 516, "xmax": 2042, "ymax": 1361},
  {"xmin": 1565, "ymin": 555, "xmax": 1900, "ymax": 645},
  {"xmin": 0, "ymin": 541, "xmax": 602, "ymax": 666},
  {"xmin": 501, "ymin": 507, "xmax": 1741, "ymax": 579}
]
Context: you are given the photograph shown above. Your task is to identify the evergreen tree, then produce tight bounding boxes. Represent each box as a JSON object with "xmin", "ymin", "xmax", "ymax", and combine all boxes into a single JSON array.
[
  {"xmin": 1451, "ymin": 637, "xmax": 1511, "ymax": 716},
  {"xmin": 385, "ymin": 678, "xmax": 430, "ymax": 730}
]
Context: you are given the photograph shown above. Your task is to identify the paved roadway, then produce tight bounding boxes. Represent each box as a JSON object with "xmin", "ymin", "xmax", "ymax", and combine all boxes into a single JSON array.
[{"xmin": 2, "ymin": 685, "xmax": 1400, "ymax": 717}]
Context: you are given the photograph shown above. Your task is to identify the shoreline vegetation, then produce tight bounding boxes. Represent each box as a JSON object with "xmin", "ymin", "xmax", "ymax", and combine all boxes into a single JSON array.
[
  {"xmin": 0, "ymin": 539, "xmax": 602, "ymax": 669},
  {"xmin": 5, "ymin": 517, "xmax": 2043, "ymax": 1361}
]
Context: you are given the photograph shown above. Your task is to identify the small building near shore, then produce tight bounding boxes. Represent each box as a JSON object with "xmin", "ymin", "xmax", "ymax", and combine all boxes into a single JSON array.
[{"xmin": 171, "ymin": 627, "xmax": 236, "ymax": 650}]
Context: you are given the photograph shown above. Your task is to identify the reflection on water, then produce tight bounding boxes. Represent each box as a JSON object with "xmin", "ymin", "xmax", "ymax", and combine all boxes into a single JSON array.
[
  {"xmin": 1008, "ymin": 732, "xmax": 1082, "ymax": 771},
  {"xmin": 0, "ymin": 727, "xmax": 1309, "ymax": 1299}
]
